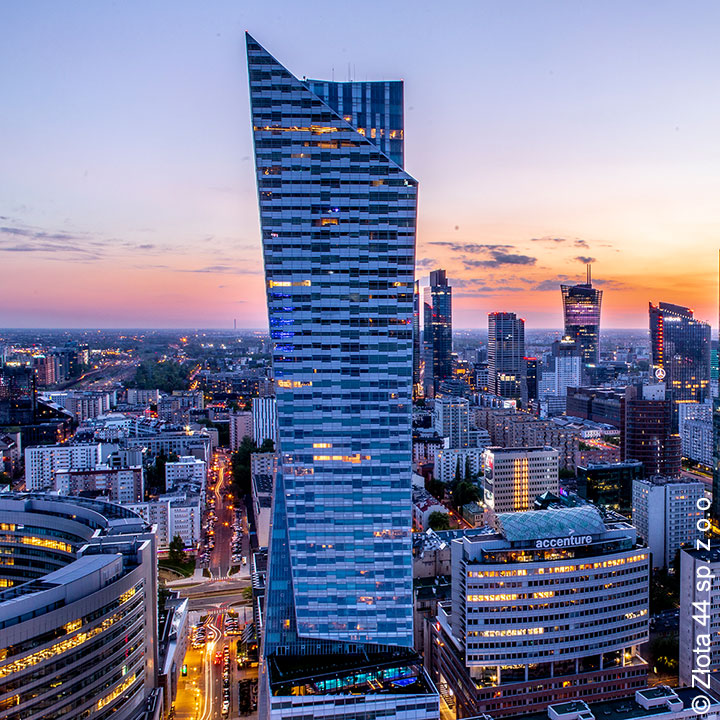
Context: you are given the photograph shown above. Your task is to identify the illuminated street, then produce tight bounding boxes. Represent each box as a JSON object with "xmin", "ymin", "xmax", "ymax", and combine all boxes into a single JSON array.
[{"xmin": 172, "ymin": 449, "xmax": 256, "ymax": 719}]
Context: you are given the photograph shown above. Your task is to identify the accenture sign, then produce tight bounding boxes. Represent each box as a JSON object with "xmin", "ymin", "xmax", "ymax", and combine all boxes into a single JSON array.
[{"xmin": 535, "ymin": 535, "xmax": 592, "ymax": 549}]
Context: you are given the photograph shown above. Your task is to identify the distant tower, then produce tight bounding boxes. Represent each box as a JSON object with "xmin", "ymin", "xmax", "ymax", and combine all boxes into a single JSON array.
[
  {"xmin": 488, "ymin": 312, "xmax": 525, "ymax": 399},
  {"xmin": 561, "ymin": 264, "xmax": 603, "ymax": 366},
  {"xmin": 413, "ymin": 280, "xmax": 422, "ymax": 396},
  {"xmin": 423, "ymin": 269, "xmax": 452, "ymax": 396}
]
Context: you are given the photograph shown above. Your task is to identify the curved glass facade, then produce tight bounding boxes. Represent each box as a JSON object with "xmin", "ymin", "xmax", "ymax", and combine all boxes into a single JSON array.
[{"xmin": 0, "ymin": 495, "xmax": 157, "ymax": 720}]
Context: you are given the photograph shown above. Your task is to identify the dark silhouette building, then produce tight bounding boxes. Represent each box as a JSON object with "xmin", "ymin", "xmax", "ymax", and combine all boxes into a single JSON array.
[
  {"xmin": 621, "ymin": 385, "xmax": 681, "ymax": 478},
  {"xmin": 0, "ymin": 366, "xmax": 36, "ymax": 425},
  {"xmin": 488, "ymin": 312, "xmax": 525, "ymax": 399},
  {"xmin": 523, "ymin": 356, "xmax": 538, "ymax": 402},
  {"xmin": 413, "ymin": 279, "xmax": 421, "ymax": 396},
  {"xmin": 423, "ymin": 269, "xmax": 452, "ymax": 396},
  {"xmin": 566, "ymin": 386, "xmax": 624, "ymax": 426},
  {"xmin": 577, "ymin": 460, "xmax": 644, "ymax": 516}
]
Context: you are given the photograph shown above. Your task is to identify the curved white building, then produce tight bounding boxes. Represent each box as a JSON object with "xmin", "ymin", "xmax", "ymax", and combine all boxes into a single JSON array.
[
  {"xmin": 0, "ymin": 494, "xmax": 157, "ymax": 720},
  {"xmin": 430, "ymin": 506, "xmax": 650, "ymax": 718}
]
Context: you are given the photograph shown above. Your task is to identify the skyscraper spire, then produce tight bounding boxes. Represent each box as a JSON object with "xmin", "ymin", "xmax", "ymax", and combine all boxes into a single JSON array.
[{"xmin": 587, "ymin": 262, "xmax": 592, "ymax": 286}]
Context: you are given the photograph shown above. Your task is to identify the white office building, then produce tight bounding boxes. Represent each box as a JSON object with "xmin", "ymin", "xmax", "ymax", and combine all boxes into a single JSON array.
[
  {"xmin": 678, "ymin": 401, "xmax": 712, "ymax": 433},
  {"xmin": 128, "ymin": 491, "xmax": 201, "ymax": 549},
  {"xmin": 681, "ymin": 418, "xmax": 712, "ymax": 466},
  {"xmin": 434, "ymin": 396, "xmax": 470, "ymax": 449},
  {"xmin": 632, "ymin": 477, "xmax": 705, "ymax": 568},
  {"xmin": 429, "ymin": 506, "xmax": 650, "ymax": 718},
  {"xmin": 126, "ymin": 388, "xmax": 161, "ymax": 405},
  {"xmin": 230, "ymin": 411, "xmax": 253, "ymax": 450},
  {"xmin": 482, "ymin": 446, "xmax": 559, "ymax": 516},
  {"xmin": 54, "ymin": 465, "xmax": 144, "ymax": 503},
  {"xmin": 25, "ymin": 443, "xmax": 111, "ymax": 490},
  {"xmin": 434, "ymin": 446, "xmax": 483, "ymax": 484},
  {"xmin": 165, "ymin": 455, "xmax": 206, "ymax": 493},
  {"xmin": 679, "ymin": 544, "xmax": 720, "ymax": 687},
  {"xmin": 252, "ymin": 396, "xmax": 277, "ymax": 447}
]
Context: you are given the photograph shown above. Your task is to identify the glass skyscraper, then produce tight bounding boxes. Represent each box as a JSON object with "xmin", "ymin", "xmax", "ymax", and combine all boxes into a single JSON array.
[
  {"xmin": 649, "ymin": 301, "xmax": 711, "ymax": 405},
  {"xmin": 423, "ymin": 269, "xmax": 452, "ymax": 396},
  {"xmin": 247, "ymin": 34, "xmax": 437, "ymax": 718},
  {"xmin": 561, "ymin": 265, "xmax": 603, "ymax": 366},
  {"xmin": 488, "ymin": 311, "xmax": 525, "ymax": 399}
]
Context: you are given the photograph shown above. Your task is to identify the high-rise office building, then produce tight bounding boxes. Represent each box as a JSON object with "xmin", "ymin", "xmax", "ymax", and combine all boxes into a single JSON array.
[
  {"xmin": 434, "ymin": 395, "xmax": 470, "ymax": 449},
  {"xmin": 631, "ymin": 476, "xmax": 705, "ymax": 569},
  {"xmin": 561, "ymin": 265, "xmax": 603, "ymax": 366},
  {"xmin": 251, "ymin": 396, "xmax": 277, "ymax": 447},
  {"xmin": 428, "ymin": 507, "xmax": 650, "ymax": 717},
  {"xmin": 247, "ymin": 35, "xmax": 437, "ymax": 718},
  {"xmin": 679, "ymin": 544, "xmax": 720, "ymax": 687},
  {"xmin": 482, "ymin": 446, "xmax": 559, "ymax": 516},
  {"xmin": 488, "ymin": 312, "xmax": 525, "ymax": 399},
  {"xmin": 0, "ymin": 494, "xmax": 158, "ymax": 719},
  {"xmin": 522, "ymin": 356, "xmax": 538, "ymax": 402},
  {"xmin": 423, "ymin": 269, "xmax": 452, "ymax": 396},
  {"xmin": 413, "ymin": 280, "xmax": 422, "ymax": 396},
  {"xmin": 621, "ymin": 385, "xmax": 682, "ymax": 478},
  {"xmin": 538, "ymin": 337, "xmax": 582, "ymax": 414},
  {"xmin": 649, "ymin": 302, "xmax": 711, "ymax": 408}
]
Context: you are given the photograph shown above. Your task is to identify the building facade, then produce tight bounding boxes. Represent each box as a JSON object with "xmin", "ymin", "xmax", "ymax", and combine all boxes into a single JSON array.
[
  {"xmin": 25, "ymin": 443, "xmax": 108, "ymax": 490},
  {"xmin": 428, "ymin": 507, "xmax": 650, "ymax": 718},
  {"xmin": 423, "ymin": 269, "xmax": 452, "ymax": 397},
  {"xmin": 434, "ymin": 395, "xmax": 470, "ymax": 449},
  {"xmin": 229, "ymin": 411, "xmax": 253, "ymax": 450},
  {"xmin": 561, "ymin": 266, "xmax": 603, "ymax": 366},
  {"xmin": 251, "ymin": 396, "xmax": 277, "ymax": 447},
  {"xmin": 0, "ymin": 494, "xmax": 158, "ymax": 719},
  {"xmin": 488, "ymin": 312, "xmax": 525, "ymax": 400},
  {"xmin": 576, "ymin": 460, "xmax": 643, "ymax": 516},
  {"xmin": 54, "ymin": 465, "xmax": 144, "ymax": 504},
  {"xmin": 621, "ymin": 385, "xmax": 682, "ymax": 478},
  {"xmin": 434, "ymin": 447, "xmax": 484, "ymax": 485},
  {"xmin": 679, "ymin": 544, "xmax": 720, "ymax": 687},
  {"xmin": 649, "ymin": 302, "xmax": 711, "ymax": 407},
  {"xmin": 165, "ymin": 455, "xmax": 206, "ymax": 493},
  {"xmin": 247, "ymin": 34, "xmax": 437, "ymax": 717},
  {"xmin": 631, "ymin": 477, "xmax": 705, "ymax": 568},
  {"xmin": 482, "ymin": 446, "xmax": 559, "ymax": 516}
]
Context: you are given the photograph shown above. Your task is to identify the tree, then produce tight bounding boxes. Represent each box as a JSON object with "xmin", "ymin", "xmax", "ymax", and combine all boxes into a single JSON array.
[
  {"xmin": 454, "ymin": 459, "xmax": 462, "ymax": 484},
  {"xmin": 0, "ymin": 472, "xmax": 11, "ymax": 487},
  {"xmin": 428, "ymin": 511, "xmax": 450, "ymax": 531},
  {"xmin": 426, "ymin": 477, "xmax": 445, "ymax": 501},
  {"xmin": 464, "ymin": 455, "xmax": 472, "ymax": 481},
  {"xmin": 168, "ymin": 535, "xmax": 186, "ymax": 564},
  {"xmin": 231, "ymin": 437, "xmax": 257, "ymax": 498},
  {"xmin": 451, "ymin": 481, "xmax": 480, "ymax": 510},
  {"xmin": 258, "ymin": 438, "xmax": 275, "ymax": 453},
  {"xmin": 145, "ymin": 451, "xmax": 180, "ymax": 497}
]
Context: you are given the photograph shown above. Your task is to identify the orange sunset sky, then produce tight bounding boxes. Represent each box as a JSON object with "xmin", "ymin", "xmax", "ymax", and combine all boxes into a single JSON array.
[{"xmin": 2, "ymin": 2, "xmax": 719, "ymax": 330}]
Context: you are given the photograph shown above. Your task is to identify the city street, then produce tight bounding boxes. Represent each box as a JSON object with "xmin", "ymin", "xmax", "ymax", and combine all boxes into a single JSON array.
[
  {"xmin": 207, "ymin": 450, "xmax": 250, "ymax": 580},
  {"xmin": 172, "ymin": 449, "xmax": 256, "ymax": 719}
]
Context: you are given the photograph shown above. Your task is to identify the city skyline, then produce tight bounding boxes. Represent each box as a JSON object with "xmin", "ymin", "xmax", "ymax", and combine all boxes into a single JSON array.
[{"xmin": 3, "ymin": 1, "xmax": 720, "ymax": 329}]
